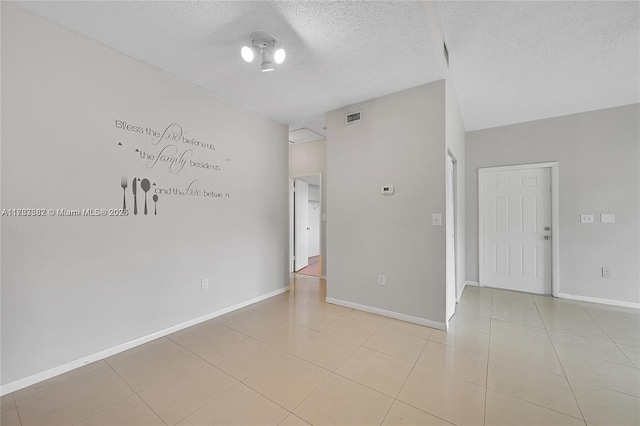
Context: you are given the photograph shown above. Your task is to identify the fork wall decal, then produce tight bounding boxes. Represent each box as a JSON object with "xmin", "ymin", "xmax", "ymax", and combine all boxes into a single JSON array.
[{"xmin": 120, "ymin": 176, "xmax": 127, "ymax": 210}]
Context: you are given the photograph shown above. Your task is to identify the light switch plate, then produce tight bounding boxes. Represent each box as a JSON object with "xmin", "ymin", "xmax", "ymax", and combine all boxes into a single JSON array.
[
  {"xmin": 432, "ymin": 213, "xmax": 442, "ymax": 226},
  {"xmin": 381, "ymin": 185, "xmax": 395, "ymax": 196},
  {"xmin": 580, "ymin": 214, "xmax": 594, "ymax": 224},
  {"xmin": 601, "ymin": 213, "xmax": 615, "ymax": 223}
]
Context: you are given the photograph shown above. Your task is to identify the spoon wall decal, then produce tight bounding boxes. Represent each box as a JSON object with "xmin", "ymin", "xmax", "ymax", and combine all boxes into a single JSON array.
[
  {"xmin": 141, "ymin": 178, "xmax": 151, "ymax": 215},
  {"xmin": 153, "ymin": 194, "xmax": 159, "ymax": 215}
]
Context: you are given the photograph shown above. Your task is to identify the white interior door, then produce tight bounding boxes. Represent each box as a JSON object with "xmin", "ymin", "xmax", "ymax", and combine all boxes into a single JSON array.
[
  {"xmin": 481, "ymin": 167, "xmax": 551, "ymax": 294},
  {"xmin": 445, "ymin": 155, "xmax": 456, "ymax": 321},
  {"xmin": 294, "ymin": 179, "xmax": 309, "ymax": 271},
  {"xmin": 307, "ymin": 201, "xmax": 321, "ymax": 257}
]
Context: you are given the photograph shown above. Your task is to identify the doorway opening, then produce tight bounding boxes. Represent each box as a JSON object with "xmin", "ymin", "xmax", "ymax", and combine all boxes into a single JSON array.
[
  {"xmin": 290, "ymin": 173, "xmax": 322, "ymax": 277},
  {"xmin": 478, "ymin": 162, "xmax": 559, "ymax": 296}
]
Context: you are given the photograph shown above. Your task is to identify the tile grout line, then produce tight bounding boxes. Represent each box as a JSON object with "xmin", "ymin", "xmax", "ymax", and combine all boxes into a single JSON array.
[
  {"xmin": 482, "ymin": 287, "xmax": 494, "ymax": 426},
  {"xmin": 491, "ymin": 292, "xmax": 593, "ymax": 421},
  {"xmin": 166, "ymin": 326, "xmax": 251, "ymax": 360},
  {"xmin": 422, "ymin": 341, "xmax": 490, "ymax": 388},
  {"xmin": 239, "ymin": 350, "xmax": 295, "ymax": 384},
  {"xmin": 390, "ymin": 324, "xmax": 460, "ymax": 426},
  {"xmin": 11, "ymin": 362, "xmax": 114, "ymax": 412},
  {"xmin": 228, "ymin": 309, "xmax": 336, "ymax": 421},
  {"xmin": 286, "ymin": 343, "xmax": 355, "ymax": 373},
  {"xmin": 587, "ymin": 309, "xmax": 640, "ymax": 369},
  {"xmin": 287, "ymin": 370, "xmax": 333, "ymax": 422},
  {"xmin": 289, "ymin": 308, "xmax": 398, "ymax": 424},
  {"xmin": 360, "ymin": 334, "xmax": 432, "ymax": 364},
  {"xmin": 19, "ymin": 362, "xmax": 138, "ymax": 426},
  {"xmin": 568, "ymin": 377, "xmax": 640, "ymax": 398},
  {"xmin": 89, "ymin": 359, "xmax": 169, "ymax": 426},
  {"xmin": 170, "ymin": 381, "xmax": 245, "ymax": 426},
  {"xmin": 487, "ymin": 388, "xmax": 589, "ymax": 423},
  {"xmin": 283, "ymin": 280, "xmax": 362, "ymax": 423},
  {"xmin": 175, "ymin": 290, "xmax": 319, "ymax": 422},
  {"xmin": 239, "ymin": 365, "xmax": 322, "ymax": 420},
  {"xmin": 12, "ymin": 392, "xmax": 24, "ymax": 426},
  {"xmin": 379, "ymin": 336, "xmax": 429, "ymax": 425},
  {"xmin": 533, "ymin": 295, "xmax": 588, "ymax": 424},
  {"xmin": 105, "ymin": 333, "xmax": 251, "ymax": 426}
]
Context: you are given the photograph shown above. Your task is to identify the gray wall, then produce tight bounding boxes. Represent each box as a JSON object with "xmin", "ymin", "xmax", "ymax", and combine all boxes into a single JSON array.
[
  {"xmin": 326, "ymin": 81, "xmax": 447, "ymax": 326},
  {"xmin": 466, "ymin": 104, "xmax": 640, "ymax": 304},
  {"xmin": 1, "ymin": 5, "xmax": 289, "ymax": 385}
]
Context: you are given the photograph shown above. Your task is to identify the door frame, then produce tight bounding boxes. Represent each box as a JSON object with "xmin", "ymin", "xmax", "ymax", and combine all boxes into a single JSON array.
[
  {"xmin": 445, "ymin": 151, "xmax": 457, "ymax": 323},
  {"xmin": 289, "ymin": 172, "xmax": 323, "ymax": 274},
  {"xmin": 478, "ymin": 162, "xmax": 559, "ymax": 297}
]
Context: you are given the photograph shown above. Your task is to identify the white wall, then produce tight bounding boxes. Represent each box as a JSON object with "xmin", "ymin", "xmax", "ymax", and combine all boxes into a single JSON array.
[
  {"xmin": 307, "ymin": 185, "xmax": 321, "ymax": 257},
  {"xmin": 308, "ymin": 183, "xmax": 320, "ymax": 202},
  {"xmin": 326, "ymin": 82, "xmax": 447, "ymax": 327},
  {"xmin": 1, "ymin": 5, "xmax": 289, "ymax": 386},
  {"xmin": 466, "ymin": 104, "xmax": 640, "ymax": 305},
  {"xmin": 289, "ymin": 140, "xmax": 326, "ymax": 178},
  {"xmin": 289, "ymin": 139, "xmax": 326, "ymax": 275},
  {"xmin": 445, "ymin": 79, "xmax": 466, "ymax": 300}
]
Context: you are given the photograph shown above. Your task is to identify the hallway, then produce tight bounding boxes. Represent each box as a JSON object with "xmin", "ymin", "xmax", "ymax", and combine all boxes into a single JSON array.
[{"xmin": 295, "ymin": 256, "xmax": 321, "ymax": 277}]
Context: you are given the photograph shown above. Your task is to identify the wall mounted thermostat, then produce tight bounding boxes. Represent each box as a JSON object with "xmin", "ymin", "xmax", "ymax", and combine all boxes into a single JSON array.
[{"xmin": 381, "ymin": 185, "xmax": 395, "ymax": 196}]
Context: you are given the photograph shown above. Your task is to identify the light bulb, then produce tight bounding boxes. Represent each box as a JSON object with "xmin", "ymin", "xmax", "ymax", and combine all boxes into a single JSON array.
[
  {"xmin": 274, "ymin": 48, "xmax": 286, "ymax": 64},
  {"xmin": 261, "ymin": 61, "xmax": 275, "ymax": 72},
  {"xmin": 241, "ymin": 46, "xmax": 254, "ymax": 63}
]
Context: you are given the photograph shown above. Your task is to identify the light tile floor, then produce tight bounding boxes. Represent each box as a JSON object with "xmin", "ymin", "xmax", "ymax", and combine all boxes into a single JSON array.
[{"xmin": 2, "ymin": 276, "xmax": 639, "ymax": 425}]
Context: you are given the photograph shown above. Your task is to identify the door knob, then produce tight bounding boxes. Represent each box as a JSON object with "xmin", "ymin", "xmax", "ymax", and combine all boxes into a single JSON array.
[
  {"xmin": 544, "ymin": 235, "xmax": 551, "ymax": 240},
  {"xmin": 544, "ymin": 226, "xmax": 551, "ymax": 231}
]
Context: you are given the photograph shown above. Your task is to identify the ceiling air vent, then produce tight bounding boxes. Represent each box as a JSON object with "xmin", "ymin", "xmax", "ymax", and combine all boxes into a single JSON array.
[
  {"xmin": 288, "ymin": 128, "xmax": 324, "ymax": 144},
  {"xmin": 345, "ymin": 111, "xmax": 362, "ymax": 125}
]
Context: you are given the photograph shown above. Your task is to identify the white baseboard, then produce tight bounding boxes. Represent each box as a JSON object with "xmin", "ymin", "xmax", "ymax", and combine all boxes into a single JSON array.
[
  {"xmin": 0, "ymin": 286, "xmax": 289, "ymax": 396},
  {"xmin": 465, "ymin": 281, "xmax": 479, "ymax": 287},
  {"xmin": 558, "ymin": 293, "xmax": 640, "ymax": 310},
  {"xmin": 325, "ymin": 297, "xmax": 446, "ymax": 330}
]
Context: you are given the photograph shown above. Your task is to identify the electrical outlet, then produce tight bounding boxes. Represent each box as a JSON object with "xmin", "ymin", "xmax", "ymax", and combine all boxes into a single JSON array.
[
  {"xmin": 378, "ymin": 274, "xmax": 385, "ymax": 286},
  {"xmin": 602, "ymin": 267, "xmax": 612, "ymax": 278},
  {"xmin": 201, "ymin": 278, "xmax": 209, "ymax": 290}
]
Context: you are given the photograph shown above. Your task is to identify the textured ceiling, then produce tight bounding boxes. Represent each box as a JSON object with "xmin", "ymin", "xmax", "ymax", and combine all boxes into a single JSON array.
[
  {"xmin": 438, "ymin": 1, "xmax": 640, "ymax": 130},
  {"xmin": 10, "ymin": 1, "xmax": 640, "ymax": 134},
  {"xmin": 13, "ymin": 1, "xmax": 442, "ymax": 137}
]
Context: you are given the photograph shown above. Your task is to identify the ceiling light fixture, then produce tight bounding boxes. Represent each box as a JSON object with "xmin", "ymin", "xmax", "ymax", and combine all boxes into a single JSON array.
[{"xmin": 241, "ymin": 31, "xmax": 286, "ymax": 72}]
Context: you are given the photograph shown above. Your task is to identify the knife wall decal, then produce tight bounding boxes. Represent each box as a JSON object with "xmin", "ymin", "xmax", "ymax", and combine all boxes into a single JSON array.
[{"xmin": 132, "ymin": 177, "xmax": 138, "ymax": 215}]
